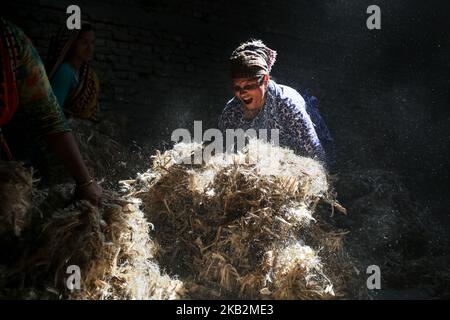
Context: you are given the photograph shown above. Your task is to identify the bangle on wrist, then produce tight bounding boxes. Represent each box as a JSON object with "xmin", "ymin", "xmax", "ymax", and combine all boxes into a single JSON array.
[{"xmin": 77, "ymin": 178, "xmax": 95, "ymax": 188}]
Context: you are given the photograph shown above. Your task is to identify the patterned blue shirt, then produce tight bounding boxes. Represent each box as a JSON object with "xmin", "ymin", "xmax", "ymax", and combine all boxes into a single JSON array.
[{"xmin": 219, "ymin": 80, "xmax": 334, "ymax": 168}]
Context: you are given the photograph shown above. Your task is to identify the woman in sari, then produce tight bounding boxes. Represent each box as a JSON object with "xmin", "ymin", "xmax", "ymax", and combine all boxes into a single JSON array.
[{"xmin": 46, "ymin": 22, "xmax": 99, "ymax": 122}]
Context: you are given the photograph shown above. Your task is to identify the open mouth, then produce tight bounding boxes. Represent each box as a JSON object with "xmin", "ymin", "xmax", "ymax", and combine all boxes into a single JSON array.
[{"xmin": 242, "ymin": 98, "xmax": 253, "ymax": 105}]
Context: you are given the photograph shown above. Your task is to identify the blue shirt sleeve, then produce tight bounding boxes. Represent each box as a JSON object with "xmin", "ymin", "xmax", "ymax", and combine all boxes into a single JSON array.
[{"xmin": 50, "ymin": 63, "xmax": 77, "ymax": 109}]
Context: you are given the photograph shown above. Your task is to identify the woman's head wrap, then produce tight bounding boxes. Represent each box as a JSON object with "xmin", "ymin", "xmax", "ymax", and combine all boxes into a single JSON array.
[
  {"xmin": 229, "ymin": 39, "xmax": 277, "ymax": 79},
  {"xmin": 46, "ymin": 21, "xmax": 94, "ymax": 79}
]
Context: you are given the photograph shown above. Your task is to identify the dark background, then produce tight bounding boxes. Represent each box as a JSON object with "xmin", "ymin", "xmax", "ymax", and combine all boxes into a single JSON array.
[{"xmin": 2, "ymin": 0, "xmax": 450, "ymax": 294}]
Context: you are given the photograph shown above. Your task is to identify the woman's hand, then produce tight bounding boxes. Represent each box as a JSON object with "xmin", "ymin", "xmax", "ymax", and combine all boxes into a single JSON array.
[
  {"xmin": 75, "ymin": 180, "xmax": 102, "ymax": 206},
  {"xmin": 45, "ymin": 132, "xmax": 103, "ymax": 206}
]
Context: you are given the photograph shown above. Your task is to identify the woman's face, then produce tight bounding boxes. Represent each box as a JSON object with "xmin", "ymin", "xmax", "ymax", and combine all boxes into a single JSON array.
[
  {"xmin": 232, "ymin": 75, "xmax": 268, "ymax": 111},
  {"xmin": 71, "ymin": 30, "xmax": 95, "ymax": 63}
]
